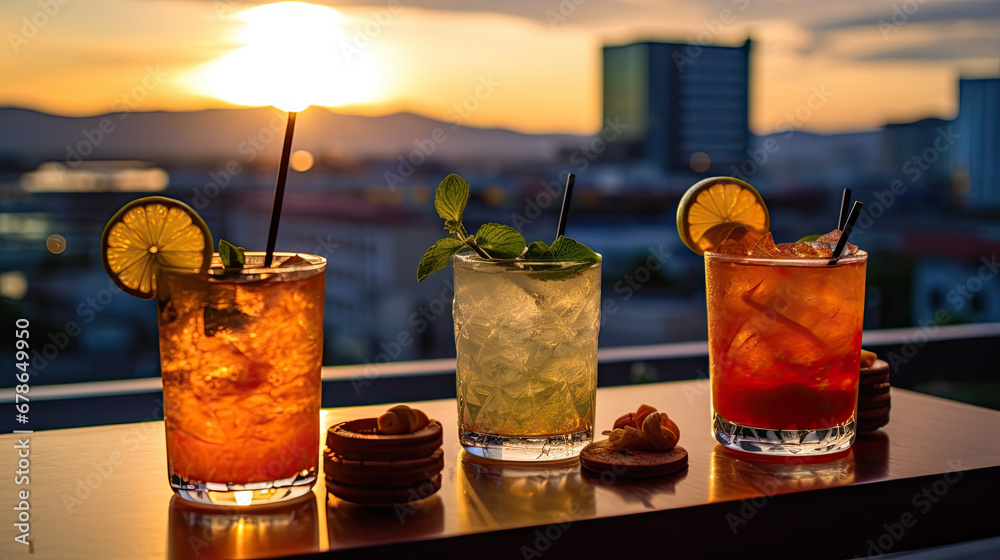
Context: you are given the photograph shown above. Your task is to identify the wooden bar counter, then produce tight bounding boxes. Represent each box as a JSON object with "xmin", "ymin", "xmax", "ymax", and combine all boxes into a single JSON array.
[{"xmin": 2, "ymin": 380, "xmax": 999, "ymax": 559}]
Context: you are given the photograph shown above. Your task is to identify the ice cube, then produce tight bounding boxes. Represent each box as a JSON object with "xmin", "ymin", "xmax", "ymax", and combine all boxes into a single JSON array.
[
  {"xmin": 750, "ymin": 232, "xmax": 779, "ymax": 257},
  {"xmin": 203, "ymin": 306, "xmax": 252, "ymax": 336},
  {"xmin": 776, "ymin": 242, "xmax": 832, "ymax": 258},
  {"xmin": 812, "ymin": 229, "xmax": 858, "ymax": 255},
  {"xmin": 704, "ymin": 222, "xmax": 750, "ymax": 248},
  {"xmin": 814, "ymin": 229, "xmax": 842, "ymax": 244},
  {"xmin": 158, "ymin": 298, "xmax": 177, "ymax": 324},
  {"xmin": 495, "ymin": 275, "xmax": 544, "ymax": 329},
  {"xmin": 190, "ymin": 353, "xmax": 269, "ymax": 398},
  {"xmin": 272, "ymin": 254, "xmax": 309, "ymax": 268},
  {"xmin": 714, "ymin": 238, "xmax": 750, "ymax": 256}
]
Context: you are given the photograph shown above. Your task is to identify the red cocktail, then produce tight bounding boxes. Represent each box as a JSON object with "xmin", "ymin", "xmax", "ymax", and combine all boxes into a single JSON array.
[{"xmin": 705, "ymin": 248, "xmax": 867, "ymax": 455}]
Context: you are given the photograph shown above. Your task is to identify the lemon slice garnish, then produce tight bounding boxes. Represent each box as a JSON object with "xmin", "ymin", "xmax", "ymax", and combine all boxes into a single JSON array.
[
  {"xmin": 101, "ymin": 196, "xmax": 212, "ymax": 299},
  {"xmin": 676, "ymin": 176, "xmax": 769, "ymax": 255}
]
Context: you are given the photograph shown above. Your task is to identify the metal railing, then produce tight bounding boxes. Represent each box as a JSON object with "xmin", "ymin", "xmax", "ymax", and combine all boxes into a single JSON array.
[{"xmin": 4, "ymin": 322, "xmax": 998, "ymax": 404}]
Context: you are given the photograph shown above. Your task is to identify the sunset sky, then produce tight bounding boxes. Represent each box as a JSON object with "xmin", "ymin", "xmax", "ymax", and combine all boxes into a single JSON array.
[{"xmin": 3, "ymin": 0, "xmax": 997, "ymax": 135}]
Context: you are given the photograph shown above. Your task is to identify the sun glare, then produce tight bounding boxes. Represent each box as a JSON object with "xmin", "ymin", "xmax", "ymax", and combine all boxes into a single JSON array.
[{"xmin": 187, "ymin": 2, "xmax": 379, "ymax": 111}]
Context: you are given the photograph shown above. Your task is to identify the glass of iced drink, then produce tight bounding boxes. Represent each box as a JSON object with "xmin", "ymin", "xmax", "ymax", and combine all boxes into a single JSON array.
[
  {"xmin": 705, "ymin": 238, "xmax": 867, "ymax": 455},
  {"xmin": 157, "ymin": 252, "xmax": 325, "ymax": 505},
  {"xmin": 453, "ymin": 253, "xmax": 601, "ymax": 461}
]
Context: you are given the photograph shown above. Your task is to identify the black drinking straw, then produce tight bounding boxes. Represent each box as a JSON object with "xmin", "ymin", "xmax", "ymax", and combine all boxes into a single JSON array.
[
  {"xmin": 838, "ymin": 188, "xmax": 853, "ymax": 231},
  {"xmin": 264, "ymin": 110, "xmax": 298, "ymax": 268},
  {"xmin": 556, "ymin": 173, "xmax": 575, "ymax": 238},
  {"xmin": 830, "ymin": 200, "xmax": 863, "ymax": 262}
]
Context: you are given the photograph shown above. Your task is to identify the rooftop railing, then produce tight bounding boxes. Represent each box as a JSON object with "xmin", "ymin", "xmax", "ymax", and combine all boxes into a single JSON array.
[{"xmin": 4, "ymin": 322, "xmax": 998, "ymax": 431}]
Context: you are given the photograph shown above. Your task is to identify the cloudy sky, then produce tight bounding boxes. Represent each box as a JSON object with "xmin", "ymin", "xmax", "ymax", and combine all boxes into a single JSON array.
[{"xmin": 2, "ymin": 0, "xmax": 997, "ymax": 134}]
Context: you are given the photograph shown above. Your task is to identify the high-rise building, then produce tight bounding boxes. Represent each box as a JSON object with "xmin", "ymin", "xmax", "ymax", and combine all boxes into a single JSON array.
[
  {"xmin": 602, "ymin": 39, "xmax": 751, "ymax": 173},
  {"xmin": 879, "ymin": 117, "xmax": 953, "ymax": 192},
  {"xmin": 954, "ymin": 78, "xmax": 1000, "ymax": 207}
]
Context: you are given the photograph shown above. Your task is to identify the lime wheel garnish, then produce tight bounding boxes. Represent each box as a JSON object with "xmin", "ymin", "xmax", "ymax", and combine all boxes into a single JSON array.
[{"xmin": 100, "ymin": 196, "xmax": 213, "ymax": 299}]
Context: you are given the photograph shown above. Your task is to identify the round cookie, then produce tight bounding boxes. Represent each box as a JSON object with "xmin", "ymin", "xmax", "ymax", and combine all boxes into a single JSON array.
[
  {"xmin": 857, "ymin": 404, "xmax": 890, "ymax": 431},
  {"xmin": 325, "ymin": 448, "xmax": 444, "ymax": 487},
  {"xmin": 860, "ymin": 372, "xmax": 890, "ymax": 387},
  {"xmin": 859, "ymin": 383, "xmax": 891, "ymax": 398},
  {"xmin": 858, "ymin": 405, "xmax": 891, "ymax": 419},
  {"xmin": 857, "ymin": 356, "xmax": 891, "ymax": 432},
  {"xmin": 324, "ymin": 412, "xmax": 444, "ymax": 506},
  {"xmin": 326, "ymin": 419, "xmax": 443, "ymax": 461},
  {"xmin": 860, "ymin": 359, "xmax": 890, "ymax": 386},
  {"xmin": 861, "ymin": 359, "xmax": 889, "ymax": 374},
  {"xmin": 326, "ymin": 473, "xmax": 443, "ymax": 506},
  {"xmin": 580, "ymin": 441, "xmax": 688, "ymax": 478},
  {"xmin": 858, "ymin": 413, "xmax": 890, "ymax": 432},
  {"xmin": 858, "ymin": 391, "xmax": 891, "ymax": 409}
]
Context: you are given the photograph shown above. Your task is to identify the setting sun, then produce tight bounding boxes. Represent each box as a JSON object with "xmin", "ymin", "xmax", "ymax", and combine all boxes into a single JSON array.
[{"xmin": 185, "ymin": 1, "xmax": 381, "ymax": 112}]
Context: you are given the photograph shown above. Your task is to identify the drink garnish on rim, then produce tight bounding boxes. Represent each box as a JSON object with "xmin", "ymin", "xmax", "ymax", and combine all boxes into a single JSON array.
[{"xmin": 417, "ymin": 174, "xmax": 599, "ymax": 282}]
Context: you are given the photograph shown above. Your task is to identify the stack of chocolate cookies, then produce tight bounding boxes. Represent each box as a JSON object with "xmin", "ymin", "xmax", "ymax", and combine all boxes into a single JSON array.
[
  {"xmin": 858, "ymin": 357, "xmax": 891, "ymax": 432},
  {"xmin": 324, "ymin": 410, "xmax": 444, "ymax": 506}
]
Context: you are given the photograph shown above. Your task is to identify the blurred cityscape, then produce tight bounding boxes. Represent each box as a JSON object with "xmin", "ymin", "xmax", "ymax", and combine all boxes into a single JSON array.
[{"xmin": 1, "ymin": 39, "xmax": 998, "ymax": 388}]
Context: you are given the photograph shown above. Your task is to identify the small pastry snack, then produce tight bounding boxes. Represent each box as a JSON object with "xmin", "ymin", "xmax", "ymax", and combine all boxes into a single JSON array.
[
  {"xmin": 325, "ymin": 404, "xmax": 444, "ymax": 505},
  {"xmin": 580, "ymin": 404, "xmax": 688, "ymax": 478},
  {"xmin": 377, "ymin": 404, "xmax": 432, "ymax": 434}
]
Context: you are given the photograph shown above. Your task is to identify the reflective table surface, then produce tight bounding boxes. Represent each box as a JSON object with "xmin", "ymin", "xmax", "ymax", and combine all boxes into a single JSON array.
[{"xmin": 2, "ymin": 380, "xmax": 999, "ymax": 559}]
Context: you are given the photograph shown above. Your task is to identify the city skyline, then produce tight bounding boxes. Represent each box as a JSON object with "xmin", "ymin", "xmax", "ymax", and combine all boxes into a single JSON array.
[{"xmin": 2, "ymin": 0, "xmax": 998, "ymax": 135}]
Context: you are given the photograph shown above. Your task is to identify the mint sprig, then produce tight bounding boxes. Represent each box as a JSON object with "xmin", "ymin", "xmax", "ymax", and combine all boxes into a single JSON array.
[
  {"xmin": 219, "ymin": 239, "xmax": 245, "ymax": 268},
  {"xmin": 417, "ymin": 174, "xmax": 599, "ymax": 282}
]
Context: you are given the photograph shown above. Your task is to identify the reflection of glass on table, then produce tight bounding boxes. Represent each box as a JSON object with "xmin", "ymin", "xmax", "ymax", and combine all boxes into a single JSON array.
[
  {"xmin": 457, "ymin": 451, "xmax": 596, "ymax": 530},
  {"xmin": 326, "ymin": 494, "xmax": 445, "ymax": 547},
  {"xmin": 853, "ymin": 431, "xmax": 891, "ymax": 481},
  {"xmin": 579, "ymin": 464, "xmax": 687, "ymax": 510},
  {"xmin": 166, "ymin": 494, "xmax": 319, "ymax": 559},
  {"xmin": 709, "ymin": 445, "xmax": 856, "ymax": 504}
]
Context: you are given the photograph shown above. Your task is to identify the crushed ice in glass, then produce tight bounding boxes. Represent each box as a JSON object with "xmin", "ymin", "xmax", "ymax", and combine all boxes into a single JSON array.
[{"xmin": 711, "ymin": 229, "xmax": 857, "ymax": 258}]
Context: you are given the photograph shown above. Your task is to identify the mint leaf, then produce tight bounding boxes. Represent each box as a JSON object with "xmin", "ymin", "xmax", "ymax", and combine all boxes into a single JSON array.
[
  {"xmin": 417, "ymin": 238, "xmax": 465, "ymax": 282},
  {"xmin": 219, "ymin": 239, "xmax": 245, "ymax": 268},
  {"xmin": 524, "ymin": 240, "xmax": 552, "ymax": 259},
  {"xmin": 475, "ymin": 223, "xmax": 526, "ymax": 259},
  {"xmin": 548, "ymin": 236, "xmax": 599, "ymax": 262},
  {"xmin": 435, "ymin": 174, "xmax": 469, "ymax": 231}
]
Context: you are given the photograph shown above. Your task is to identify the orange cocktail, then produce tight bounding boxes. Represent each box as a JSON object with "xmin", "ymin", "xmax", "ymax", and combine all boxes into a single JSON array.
[
  {"xmin": 158, "ymin": 252, "xmax": 325, "ymax": 505},
  {"xmin": 705, "ymin": 250, "xmax": 867, "ymax": 455}
]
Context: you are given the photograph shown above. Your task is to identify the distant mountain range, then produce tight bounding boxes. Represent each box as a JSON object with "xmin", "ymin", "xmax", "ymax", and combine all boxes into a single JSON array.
[{"xmin": 0, "ymin": 107, "xmax": 586, "ymax": 168}]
